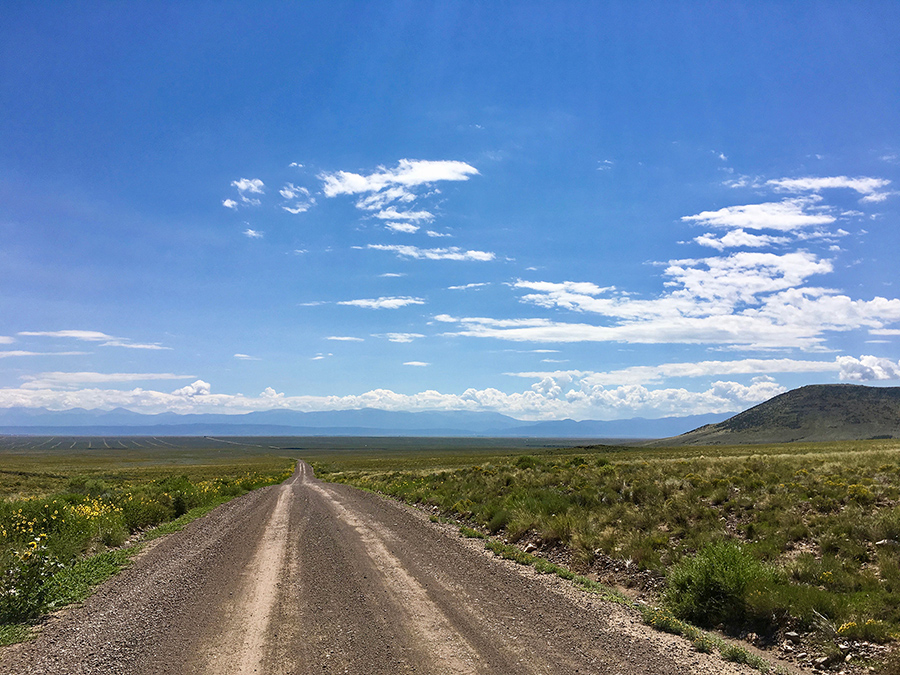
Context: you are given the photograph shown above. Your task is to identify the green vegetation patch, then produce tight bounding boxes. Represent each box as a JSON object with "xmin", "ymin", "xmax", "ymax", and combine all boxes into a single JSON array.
[
  {"xmin": 0, "ymin": 439, "xmax": 295, "ymax": 640},
  {"xmin": 314, "ymin": 439, "xmax": 900, "ymax": 653}
]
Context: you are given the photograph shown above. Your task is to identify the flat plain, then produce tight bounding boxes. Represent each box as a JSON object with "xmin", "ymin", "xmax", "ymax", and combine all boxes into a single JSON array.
[{"xmin": 2, "ymin": 435, "xmax": 899, "ymax": 673}]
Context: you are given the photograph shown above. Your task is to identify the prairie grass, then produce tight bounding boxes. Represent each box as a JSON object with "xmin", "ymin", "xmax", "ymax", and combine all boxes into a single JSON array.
[
  {"xmin": 314, "ymin": 438, "xmax": 900, "ymax": 646},
  {"xmin": 0, "ymin": 438, "xmax": 295, "ymax": 630}
]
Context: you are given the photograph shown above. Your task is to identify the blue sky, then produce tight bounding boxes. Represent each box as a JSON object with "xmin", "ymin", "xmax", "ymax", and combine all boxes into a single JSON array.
[{"xmin": 2, "ymin": 2, "xmax": 899, "ymax": 420}]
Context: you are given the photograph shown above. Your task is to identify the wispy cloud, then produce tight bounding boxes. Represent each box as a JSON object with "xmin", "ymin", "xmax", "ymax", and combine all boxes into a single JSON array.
[
  {"xmin": 18, "ymin": 330, "xmax": 170, "ymax": 350},
  {"xmin": 243, "ymin": 228, "xmax": 264, "ymax": 239},
  {"xmin": 320, "ymin": 159, "xmax": 478, "ymax": 198},
  {"xmin": 0, "ymin": 351, "xmax": 86, "ymax": 358},
  {"xmin": 21, "ymin": 371, "xmax": 194, "ymax": 390},
  {"xmin": 338, "ymin": 296, "xmax": 426, "ymax": 309},
  {"xmin": 367, "ymin": 244, "xmax": 495, "ymax": 262},
  {"xmin": 448, "ymin": 282, "xmax": 489, "ymax": 290},
  {"xmin": 327, "ymin": 336, "xmax": 365, "ymax": 342},
  {"xmin": 767, "ymin": 175, "xmax": 892, "ymax": 203},
  {"xmin": 234, "ymin": 353, "xmax": 261, "ymax": 361},
  {"xmin": 375, "ymin": 333, "xmax": 425, "ymax": 343},
  {"xmin": 403, "ymin": 361, "xmax": 430, "ymax": 367},
  {"xmin": 385, "ymin": 222, "xmax": 420, "ymax": 234},
  {"xmin": 230, "ymin": 178, "xmax": 265, "ymax": 206}
]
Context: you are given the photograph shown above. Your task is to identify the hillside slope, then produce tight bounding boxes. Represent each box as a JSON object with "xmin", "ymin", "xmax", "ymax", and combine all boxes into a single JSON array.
[{"xmin": 660, "ymin": 384, "xmax": 900, "ymax": 445}]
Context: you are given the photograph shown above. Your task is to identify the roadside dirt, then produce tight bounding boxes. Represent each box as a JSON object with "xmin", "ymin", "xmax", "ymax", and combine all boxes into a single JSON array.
[{"xmin": 2, "ymin": 462, "xmax": 765, "ymax": 674}]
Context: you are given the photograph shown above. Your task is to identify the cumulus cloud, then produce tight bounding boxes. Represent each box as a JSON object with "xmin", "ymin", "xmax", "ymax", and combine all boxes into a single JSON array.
[
  {"xmin": 172, "ymin": 380, "xmax": 211, "ymax": 397},
  {"xmin": 337, "ymin": 296, "xmax": 426, "ymax": 309},
  {"xmin": 682, "ymin": 198, "xmax": 834, "ymax": 232},
  {"xmin": 837, "ymin": 355, "xmax": 900, "ymax": 381},
  {"xmin": 243, "ymin": 228, "xmax": 264, "ymax": 239},
  {"xmin": 367, "ymin": 244, "xmax": 495, "ymax": 262},
  {"xmin": 230, "ymin": 178, "xmax": 265, "ymax": 206},
  {"xmin": 0, "ymin": 377, "xmax": 790, "ymax": 420},
  {"xmin": 694, "ymin": 229, "xmax": 791, "ymax": 250},
  {"xmin": 222, "ymin": 199, "xmax": 238, "ymax": 209},
  {"xmin": 232, "ymin": 178, "xmax": 264, "ymax": 194}
]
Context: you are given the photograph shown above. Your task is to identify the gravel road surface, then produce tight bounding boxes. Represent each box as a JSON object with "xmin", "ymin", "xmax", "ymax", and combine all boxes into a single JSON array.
[{"xmin": 1, "ymin": 462, "xmax": 760, "ymax": 674}]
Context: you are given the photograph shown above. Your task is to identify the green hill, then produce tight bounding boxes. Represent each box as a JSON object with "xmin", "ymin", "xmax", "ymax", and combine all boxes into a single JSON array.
[{"xmin": 661, "ymin": 384, "xmax": 900, "ymax": 445}]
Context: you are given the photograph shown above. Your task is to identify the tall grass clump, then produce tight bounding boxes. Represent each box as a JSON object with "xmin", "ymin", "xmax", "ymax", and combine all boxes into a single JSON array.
[{"xmin": 0, "ymin": 462, "xmax": 293, "ymax": 626}]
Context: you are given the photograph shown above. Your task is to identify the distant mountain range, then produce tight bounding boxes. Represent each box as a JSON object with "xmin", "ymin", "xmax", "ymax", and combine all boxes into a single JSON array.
[
  {"xmin": 661, "ymin": 384, "xmax": 900, "ymax": 445},
  {"xmin": 0, "ymin": 406, "xmax": 729, "ymax": 439}
]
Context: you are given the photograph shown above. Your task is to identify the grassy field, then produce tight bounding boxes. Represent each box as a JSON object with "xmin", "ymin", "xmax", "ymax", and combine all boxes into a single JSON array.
[
  {"xmin": 0, "ymin": 435, "xmax": 296, "ymax": 641},
  {"xmin": 4, "ymin": 434, "xmax": 900, "ymax": 670},
  {"xmin": 311, "ymin": 438, "xmax": 900, "ymax": 665}
]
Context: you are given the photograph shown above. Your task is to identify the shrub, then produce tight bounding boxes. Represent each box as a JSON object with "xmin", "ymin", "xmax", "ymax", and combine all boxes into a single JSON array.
[
  {"xmin": 664, "ymin": 540, "xmax": 777, "ymax": 630},
  {"xmin": 0, "ymin": 537, "xmax": 62, "ymax": 623}
]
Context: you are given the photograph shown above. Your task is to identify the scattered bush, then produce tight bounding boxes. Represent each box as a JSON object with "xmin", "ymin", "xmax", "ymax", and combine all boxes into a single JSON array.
[{"xmin": 664, "ymin": 540, "xmax": 778, "ymax": 631}]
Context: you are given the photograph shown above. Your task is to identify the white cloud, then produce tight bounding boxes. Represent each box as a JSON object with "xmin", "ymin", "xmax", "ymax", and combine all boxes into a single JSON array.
[
  {"xmin": 682, "ymin": 198, "xmax": 834, "ymax": 232},
  {"xmin": 367, "ymin": 244, "xmax": 495, "ymax": 262},
  {"xmin": 0, "ymin": 351, "xmax": 85, "ymax": 358},
  {"xmin": 232, "ymin": 178, "xmax": 265, "ymax": 194},
  {"xmin": 837, "ymin": 355, "xmax": 900, "ymax": 381},
  {"xmin": 508, "ymin": 357, "xmax": 841, "ymax": 386},
  {"xmin": 0, "ymin": 377, "xmax": 788, "ymax": 421},
  {"xmin": 234, "ymin": 353, "xmax": 261, "ymax": 361},
  {"xmin": 426, "ymin": 230, "xmax": 451, "ymax": 238},
  {"xmin": 767, "ymin": 175, "xmax": 892, "ymax": 202},
  {"xmin": 327, "ymin": 336, "xmax": 364, "ymax": 342},
  {"xmin": 230, "ymin": 178, "xmax": 265, "ymax": 206},
  {"xmin": 311, "ymin": 353, "xmax": 333, "ymax": 361},
  {"xmin": 20, "ymin": 372, "xmax": 194, "ymax": 390},
  {"xmin": 320, "ymin": 159, "xmax": 478, "ymax": 198},
  {"xmin": 283, "ymin": 204, "xmax": 311, "ymax": 215},
  {"xmin": 380, "ymin": 272, "xmax": 406, "ymax": 278},
  {"xmin": 172, "ymin": 379, "xmax": 211, "ymax": 397},
  {"xmin": 440, "ymin": 260, "xmax": 900, "ymax": 349},
  {"xmin": 337, "ymin": 296, "xmax": 426, "ymax": 309},
  {"xmin": 376, "ymin": 333, "xmax": 425, "ymax": 343},
  {"xmin": 289, "ymin": 162, "xmax": 303, "ymax": 168},
  {"xmin": 385, "ymin": 222, "xmax": 420, "ymax": 234},
  {"xmin": 222, "ymin": 199, "xmax": 238, "ymax": 209},
  {"xmin": 448, "ymin": 282, "xmax": 489, "ymax": 290},
  {"xmin": 374, "ymin": 208, "xmax": 435, "ymax": 222},
  {"xmin": 243, "ymin": 228, "xmax": 264, "ymax": 239},
  {"xmin": 18, "ymin": 330, "xmax": 170, "ymax": 350},
  {"xmin": 279, "ymin": 183, "xmax": 309, "ymax": 200},
  {"xmin": 403, "ymin": 361, "xmax": 430, "ymax": 367},
  {"xmin": 694, "ymin": 229, "xmax": 791, "ymax": 250}
]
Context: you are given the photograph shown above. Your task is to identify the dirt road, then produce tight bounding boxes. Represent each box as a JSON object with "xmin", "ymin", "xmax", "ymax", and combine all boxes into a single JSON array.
[{"xmin": 1, "ymin": 463, "xmax": 758, "ymax": 674}]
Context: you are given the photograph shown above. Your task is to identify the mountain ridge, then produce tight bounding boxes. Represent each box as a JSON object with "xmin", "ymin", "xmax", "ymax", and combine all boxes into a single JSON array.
[{"xmin": 660, "ymin": 384, "xmax": 900, "ymax": 445}]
